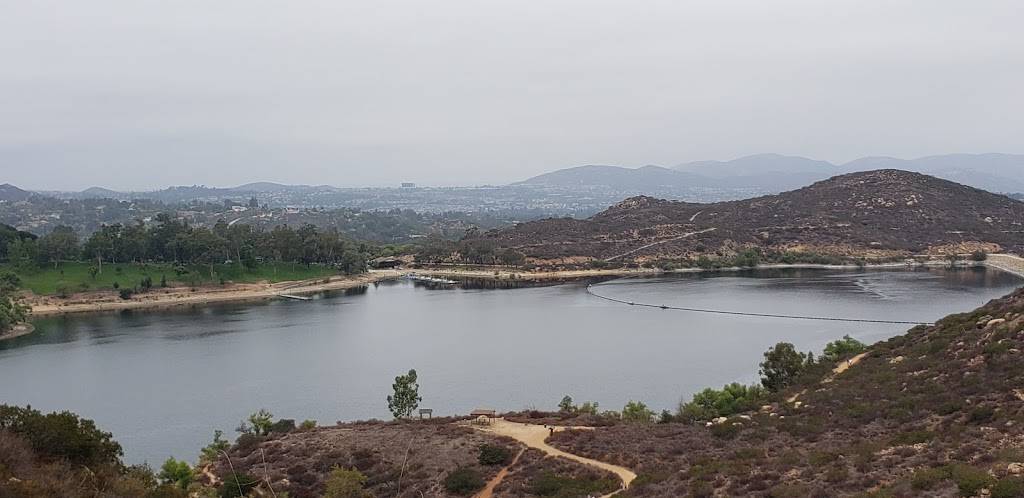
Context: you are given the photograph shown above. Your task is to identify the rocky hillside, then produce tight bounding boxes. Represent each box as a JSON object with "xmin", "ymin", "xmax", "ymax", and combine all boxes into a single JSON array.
[
  {"xmin": 480, "ymin": 170, "xmax": 1024, "ymax": 263},
  {"xmin": 551, "ymin": 288, "xmax": 1024, "ymax": 497}
]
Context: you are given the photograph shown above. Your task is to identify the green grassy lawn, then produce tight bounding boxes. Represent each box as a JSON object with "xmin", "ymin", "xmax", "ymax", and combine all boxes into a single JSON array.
[{"xmin": 2, "ymin": 261, "xmax": 339, "ymax": 296}]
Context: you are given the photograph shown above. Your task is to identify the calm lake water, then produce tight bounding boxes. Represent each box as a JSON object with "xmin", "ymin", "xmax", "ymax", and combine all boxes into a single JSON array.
[{"xmin": 0, "ymin": 267, "xmax": 1019, "ymax": 464}]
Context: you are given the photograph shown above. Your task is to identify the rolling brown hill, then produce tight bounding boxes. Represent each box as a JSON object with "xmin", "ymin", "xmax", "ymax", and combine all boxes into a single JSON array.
[{"xmin": 479, "ymin": 170, "xmax": 1024, "ymax": 263}]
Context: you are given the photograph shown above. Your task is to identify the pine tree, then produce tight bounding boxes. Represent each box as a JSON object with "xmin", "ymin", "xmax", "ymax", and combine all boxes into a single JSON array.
[{"xmin": 386, "ymin": 369, "xmax": 422, "ymax": 418}]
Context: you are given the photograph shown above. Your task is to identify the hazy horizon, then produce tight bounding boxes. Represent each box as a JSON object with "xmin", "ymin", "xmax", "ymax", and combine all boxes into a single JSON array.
[
  {"xmin": 3, "ymin": 1, "xmax": 1023, "ymax": 190},
  {"xmin": 5, "ymin": 151, "xmax": 1023, "ymax": 192}
]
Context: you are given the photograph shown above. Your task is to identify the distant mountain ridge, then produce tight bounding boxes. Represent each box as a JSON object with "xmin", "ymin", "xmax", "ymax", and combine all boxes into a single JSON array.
[
  {"xmin": 24, "ymin": 152, "xmax": 1024, "ymax": 203},
  {"xmin": 518, "ymin": 153, "xmax": 1024, "ymax": 195},
  {"xmin": 513, "ymin": 164, "xmax": 715, "ymax": 193},
  {"xmin": 483, "ymin": 169, "xmax": 1024, "ymax": 262},
  {"xmin": 0, "ymin": 184, "xmax": 35, "ymax": 202}
]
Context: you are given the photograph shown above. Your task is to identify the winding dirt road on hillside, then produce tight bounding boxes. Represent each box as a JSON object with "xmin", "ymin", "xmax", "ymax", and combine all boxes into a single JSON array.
[
  {"xmin": 468, "ymin": 419, "xmax": 636, "ymax": 498},
  {"xmin": 604, "ymin": 227, "xmax": 717, "ymax": 262}
]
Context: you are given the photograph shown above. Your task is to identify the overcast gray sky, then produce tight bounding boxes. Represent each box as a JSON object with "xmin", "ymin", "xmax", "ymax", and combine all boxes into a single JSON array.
[{"xmin": 2, "ymin": 0, "xmax": 1022, "ymax": 190}]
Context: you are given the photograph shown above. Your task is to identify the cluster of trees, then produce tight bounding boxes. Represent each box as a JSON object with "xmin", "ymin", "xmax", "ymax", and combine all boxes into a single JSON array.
[
  {"xmin": 0, "ymin": 404, "xmax": 122, "ymax": 468},
  {"xmin": 0, "ymin": 272, "xmax": 28, "ymax": 333},
  {"xmin": 553, "ymin": 334, "xmax": 864, "ymax": 426},
  {"xmin": 558, "ymin": 395, "xmax": 600, "ymax": 416},
  {"xmin": 675, "ymin": 335, "xmax": 867, "ymax": 422},
  {"xmin": 0, "ymin": 405, "xmax": 190, "ymax": 497},
  {"xmin": 0, "ymin": 223, "xmax": 37, "ymax": 262},
  {"xmin": 677, "ymin": 383, "xmax": 769, "ymax": 422},
  {"xmin": 557, "ymin": 395, "xmax": 655, "ymax": 423},
  {"xmin": 2, "ymin": 216, "xmax": 370, "ymax": 273},
  {"xmin": 414, "ymin": 236, "xmax": 527, "ymax": 266}
]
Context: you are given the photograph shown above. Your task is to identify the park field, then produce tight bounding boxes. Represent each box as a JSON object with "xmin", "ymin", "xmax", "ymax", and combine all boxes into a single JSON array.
[{"xmin": 2, "ymin": 261, "xmax": 339, "ymax": 296}]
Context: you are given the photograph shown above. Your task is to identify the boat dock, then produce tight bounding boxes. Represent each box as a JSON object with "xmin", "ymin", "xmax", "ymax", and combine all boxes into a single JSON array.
[
  {"xmin": 402, "ymin": 273, "xmax": 459, "ymax": 285},
  {"xmin": 277, "ymin": 294, "xmax": 313, "ymax": 301}
]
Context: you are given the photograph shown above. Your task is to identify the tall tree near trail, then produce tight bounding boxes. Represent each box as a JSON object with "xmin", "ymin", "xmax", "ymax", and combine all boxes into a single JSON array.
[
  {"xmin": 387, "ymin": 369, "xmax": 422, "ymax": 419},
  {"xmin": 759, "ymin": 342, "xmax": 808, "ymax": 392}
]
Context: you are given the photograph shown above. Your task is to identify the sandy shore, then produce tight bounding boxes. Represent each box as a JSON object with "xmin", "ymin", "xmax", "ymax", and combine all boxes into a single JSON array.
[
  {"xmin": 23, "ymin": 255, "xmax": 1022, "ymax": 318},
  {"xmin": 28, "ymin": 270, "xmax": 402, "ymax": 317}
]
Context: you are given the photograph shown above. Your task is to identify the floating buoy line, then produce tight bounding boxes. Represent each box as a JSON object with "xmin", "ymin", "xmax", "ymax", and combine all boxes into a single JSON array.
[{"xmin": 585, "ymin": 283, "xmax": 934, "ymax": 326}]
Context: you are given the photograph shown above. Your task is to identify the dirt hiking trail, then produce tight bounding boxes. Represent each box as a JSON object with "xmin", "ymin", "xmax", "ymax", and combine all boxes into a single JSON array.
[
  {"xmin": 789, "ymin": 352, "xmax": 869, "ymax": 402},
  {"xmin": 468, "ymin": 419, "xmax": 636, "ymax": 498},
  {"xmin": 474, "ymin": 448, "xmax": 526, "ymax": 498}
]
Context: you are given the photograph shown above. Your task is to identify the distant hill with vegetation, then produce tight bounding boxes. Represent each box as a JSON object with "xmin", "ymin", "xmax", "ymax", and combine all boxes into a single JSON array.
[
  {"xmin": 0, "ymin": 184, "xmax": 35, "ymax": 203},
  {"xmin": 478, "ymin": 170, "xmax": 1024, "ymax": 265}
]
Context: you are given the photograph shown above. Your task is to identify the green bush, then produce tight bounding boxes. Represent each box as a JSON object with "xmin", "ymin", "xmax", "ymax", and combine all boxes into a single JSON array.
[
  {"xmin": 710, "ymin": 422, "xmax": 742, "ymax": 439},
  {"xmin": 444, "ymin": 467, "xmax": 484, "ymax": 495},
  {"xmin": 158, "ymin": 457, "xmax": 193, "ymax": 489},
  {"xmin": 768, "ymin": 483, "xmax": 813, "ymax": 498},
  {"xmin": 324, "ymin": 466, "xmax": 371, "ymax": 498},
  {"xmin": 822, "ymin": 335, "xmax": 867, "ymax": 362},
  {"xmin": 219, "ymin": 473, "xmax": 259, "ymax": 498},
  {"xmin": 247, "ymin": 409, "xmax": 274, "ymax": 435},
  {"xmin": 968, "ymin": 405, "xmax": 996, "ymax": 424},
  {"xmin": 269, "ymin": 418, "xmax": 296, "ymax": 434},
  {"xmin": 478, "ymin": 444, "xmax": 512, "ymax": 466},
  {"xmin": 946, "ymin": 464, "xmax": 993, "ymax": 496},
  {"xmin": 0, "ymin": 404, "xmax": 122, "ymax": 467},
  {"xmin": 199, "ymin": 430, "xmax": 230, "ymax": 463},
  {"xmin": 622, "ymin": 401, "xmax": 654, "ymax": 424},
  {"xmin": 913, "ymin": 467, "xmax": 942, "ymax": 489},
  {"xmin": 679, "ymin": 383, "xmax": 767, "ymax": 422},
  {"xmin": 992, "ymin": 477, "xmax": 1024, "ymax": 498},
  {"xmin": 578, "ymin": 401, "xmax": 600, "ymax": 415}
]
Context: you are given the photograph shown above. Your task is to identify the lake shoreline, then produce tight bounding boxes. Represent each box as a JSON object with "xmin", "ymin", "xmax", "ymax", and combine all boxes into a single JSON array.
[
  {"xmin": 27, "ymin": 270, "xmax": 404, "ymax": 317},
  {"xmin": 0, "ymin": 323, "xmax": 35, "ymax": 342},
  {"xmin": 24, "ymin": 256, "xmax": 1021, "ymax": 318}
]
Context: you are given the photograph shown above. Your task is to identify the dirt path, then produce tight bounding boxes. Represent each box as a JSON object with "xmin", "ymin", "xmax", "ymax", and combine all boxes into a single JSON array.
[
  {"xmin": 474, "ymin": 448, "xmax": 526, "ymax": 498},
  {"xmin": 790, "ymin": 352, "xmax": 869, "ymax": 402},
  {"xmin": 468, "ymin": 419, "xmax": 636, "ymax": 497},
  {"xmin": 605, "ymin": 227, "xmax": 717, "ymax": 262},
  {"xmin": 831, "ymin": 352, "xmax": 868, "ymax": 376}
]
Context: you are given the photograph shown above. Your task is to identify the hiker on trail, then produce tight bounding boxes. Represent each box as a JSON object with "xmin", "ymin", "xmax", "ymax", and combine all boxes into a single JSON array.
[{"xmin": 549, "ymin": 427, "xmax": 554, "ymax": 436}]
